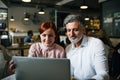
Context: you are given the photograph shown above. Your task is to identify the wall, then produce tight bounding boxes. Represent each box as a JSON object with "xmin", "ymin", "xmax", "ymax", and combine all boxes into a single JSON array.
[
  {"xmin": 8, "ymin": 6, "xmax": 54, "ymax": 32},
  {"xmin": 7, "ymin": 5, "xmax": 120, "ymax": 47},
  {"xmin": 0, "ymin": 0, "xmax": 7, "ymax": 8},
  {"xmin": 101, "ymin": 0, "xmax": 120, "ymax": 47},
  {"xmin": 101, "ymin": 0, "xmax": 120, "ymax": 37},
  {"xmin": 110, "ymin": 38, "xmax": 120, "ymax": 47}
]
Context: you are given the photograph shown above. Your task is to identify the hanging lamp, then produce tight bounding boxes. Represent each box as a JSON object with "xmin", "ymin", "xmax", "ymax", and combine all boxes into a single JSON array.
[
  {"xmin": 38, "ymin": 8, "xmax": 45, "ymax": 14},
  {"xmin": 84, "ymin": 16, "xmax": 89, "ymax": 20},
  {"xmin": 22, "ymin": 0, "xmax": 31, "ymax": 2},
  {"xmin": 24, "ymin": 13, "xmax": 29, "ymax": 21},
  {"xmin": 10, "ymin": 16, "xmax": 15, "ymax": 21},
  {"xmin": 80, "ymin": 0, "xmax": 88, "ymax": 9}
]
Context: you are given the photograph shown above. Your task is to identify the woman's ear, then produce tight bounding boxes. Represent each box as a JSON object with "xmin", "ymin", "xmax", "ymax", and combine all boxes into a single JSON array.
[{"xmin": 39, "ymin": 35, "xmax": 41, "ymax": 42}]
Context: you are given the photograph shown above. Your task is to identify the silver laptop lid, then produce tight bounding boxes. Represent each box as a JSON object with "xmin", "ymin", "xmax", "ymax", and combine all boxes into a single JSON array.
[{"xmin": 12, "ymin": 56, "xmax": 70, "ymax": 80}]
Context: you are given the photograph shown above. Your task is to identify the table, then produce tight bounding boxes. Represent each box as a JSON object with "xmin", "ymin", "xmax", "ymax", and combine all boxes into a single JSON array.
[
  {"xmin": 1, "ymin": 74, "xmax": 16, "ymax": 80},
  {"xmin": 6, "ymin": 45, "xmax": 30, "ymax": 56}
]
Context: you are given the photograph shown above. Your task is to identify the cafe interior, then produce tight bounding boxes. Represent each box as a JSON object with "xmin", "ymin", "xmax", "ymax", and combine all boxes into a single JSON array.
[{"xmin": 0, "ymin": 0, "xmax": 120, "ymax": 79}]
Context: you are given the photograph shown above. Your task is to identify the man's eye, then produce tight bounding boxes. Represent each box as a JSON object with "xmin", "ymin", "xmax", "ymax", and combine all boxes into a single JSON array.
[
  {"xmin": 74, "ymin": 29, "xmax": 79, "ymax": 31},
  {"xmin": 67, "ymin": 29, "xmax": 71, "ymax": 32}
]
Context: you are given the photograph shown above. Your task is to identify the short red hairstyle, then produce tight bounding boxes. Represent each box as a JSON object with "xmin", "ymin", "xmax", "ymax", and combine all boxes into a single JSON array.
[{"xmin": 39, "ymin": 21, "xmax": 58, "ymax": 41}]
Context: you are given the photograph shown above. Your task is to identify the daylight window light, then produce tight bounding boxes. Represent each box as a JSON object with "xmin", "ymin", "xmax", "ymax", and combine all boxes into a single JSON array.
[
  {"xmin": 0, "ymin": 12, "xmax": 7, "ymax": 20},
  {"xmin": 22, "ymin": 0, "xmax": 31, "ymax": 2},
  {"xmin": 1, "ymin": 35, "xmax": 8, "ymax": 39}
]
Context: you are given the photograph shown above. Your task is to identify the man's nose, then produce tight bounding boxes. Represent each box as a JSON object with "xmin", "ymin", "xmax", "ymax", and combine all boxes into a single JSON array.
[{"xmin": 70, "ymin": 30, "xmax": 74, "ymax": 36}]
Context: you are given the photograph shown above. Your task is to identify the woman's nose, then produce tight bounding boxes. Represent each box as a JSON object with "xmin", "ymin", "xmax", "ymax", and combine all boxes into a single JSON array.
[{"xmin": 45, "ymin": 36, "xmax": 49, "ymax": 40}]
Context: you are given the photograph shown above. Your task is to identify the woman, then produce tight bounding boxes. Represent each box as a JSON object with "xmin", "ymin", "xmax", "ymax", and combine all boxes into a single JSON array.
[
  {"xmin": 9, "ymin": 21, "xmax": 65, "ymax": 72},
  {"xmin": 28, "ymin": 21, "xmax": 65, "ymax": 58}
]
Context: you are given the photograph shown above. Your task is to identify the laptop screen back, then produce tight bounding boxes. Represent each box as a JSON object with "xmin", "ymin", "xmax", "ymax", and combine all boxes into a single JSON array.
[{"xmin": 12, "ymin": 56, "xmax": 70, "ymax": 80}]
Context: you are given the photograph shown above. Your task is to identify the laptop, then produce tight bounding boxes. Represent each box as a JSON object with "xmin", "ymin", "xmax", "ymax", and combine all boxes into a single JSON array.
[{"xmin": 12, "ymin": 56, "xmax": 70, "ymax": 80}]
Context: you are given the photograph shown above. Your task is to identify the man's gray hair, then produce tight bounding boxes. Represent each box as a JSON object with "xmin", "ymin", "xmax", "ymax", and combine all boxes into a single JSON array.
[{"xmin": 63, "ymin": 14, "xmax": 84, "ymax": 27}]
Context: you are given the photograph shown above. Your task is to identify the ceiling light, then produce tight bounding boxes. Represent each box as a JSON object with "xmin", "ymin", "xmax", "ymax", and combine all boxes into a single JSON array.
[
  {"xmin": 24, "ymin": 13, "xmax": 29, "ymax": 21},
  {"xmin": 80, "ymin": 5, "xmax": 88, "ymax": 9},
  {"xmin": 38, "ymin": 8, "xmax": 45, "ymax": 14},
  {"xmin": 22, "ymin": 0, "xmax": 31, "ymax": 2},
  {"xmin": 80, "ymin": 0, "xmax": 88, "ymax": 9},
  {"xmin": 24, "ymin": 17, "xmax": 29, "ymax": 21},
  {"xmin": 10, "ymin": 16, "xmax": 15, "ymax": 21},
  {"xmin": 56, "ymin": 0, "xmax": 74, "ymax": 5},
  {"xmin": 84, "ymin": 17, "xmax": 89, "ymax": 21}
]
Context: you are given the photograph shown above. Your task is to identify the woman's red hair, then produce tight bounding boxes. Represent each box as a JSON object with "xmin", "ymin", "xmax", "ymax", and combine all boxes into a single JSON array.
[{"xmin": 39, "ymin": 21, "xmax": 58, "ymax": 41}]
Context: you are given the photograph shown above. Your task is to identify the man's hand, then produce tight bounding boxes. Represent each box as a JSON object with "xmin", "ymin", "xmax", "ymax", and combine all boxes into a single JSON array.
[{"xmin": 117, "ymin": 74, "xmax": 120, "ymax": 79}]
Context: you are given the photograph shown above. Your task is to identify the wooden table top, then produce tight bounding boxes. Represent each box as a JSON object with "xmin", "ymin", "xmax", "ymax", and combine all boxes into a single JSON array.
[{"xmin": 6, "ymin": 45, "xmax": 30, "ymax": 50}]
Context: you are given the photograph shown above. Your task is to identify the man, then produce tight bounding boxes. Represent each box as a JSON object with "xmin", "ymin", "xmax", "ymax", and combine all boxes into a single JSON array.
[
  {"xmin": 24, "ymin": 30, "xmax": 34, "ymax": 44},
  {"xmin": 64, "ymin": 14, "xmax": 109, "ymax": 80}
]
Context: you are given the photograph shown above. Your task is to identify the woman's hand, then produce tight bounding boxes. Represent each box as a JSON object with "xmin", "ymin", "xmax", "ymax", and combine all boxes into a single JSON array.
[
  {"xmin": 9, "ymin": 53, "xmax": 19, "ymax": 72},
  {"xmin": 9, "ymin": 60, "xmax": 15, "ymax": 72}
]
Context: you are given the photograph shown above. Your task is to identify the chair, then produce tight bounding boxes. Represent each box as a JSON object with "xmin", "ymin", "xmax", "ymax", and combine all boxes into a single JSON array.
[{"xmin": 0, "ymin": 45, "xmax": 12, "ymax": 79}]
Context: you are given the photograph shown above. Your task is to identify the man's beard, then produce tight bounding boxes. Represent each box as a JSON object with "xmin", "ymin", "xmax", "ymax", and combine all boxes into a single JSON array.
[{"xmin": 69, "ymin": 34, "xmax": 83, "ymax": 44}]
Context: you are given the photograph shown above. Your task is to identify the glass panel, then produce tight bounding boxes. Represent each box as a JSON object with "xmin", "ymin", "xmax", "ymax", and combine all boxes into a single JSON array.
[
  {"xmin": 0, "ymin": 9, "xmax": 7, "ymax": 20},
  {"xmin": 0, "ymin": 9, "xmax": 8, "ymax": 30}
]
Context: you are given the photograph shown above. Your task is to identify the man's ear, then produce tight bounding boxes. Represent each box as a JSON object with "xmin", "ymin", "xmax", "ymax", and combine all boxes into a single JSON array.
[{"xmin": 81, "ymin": 27, "xmax": 86, "ymax": 35}]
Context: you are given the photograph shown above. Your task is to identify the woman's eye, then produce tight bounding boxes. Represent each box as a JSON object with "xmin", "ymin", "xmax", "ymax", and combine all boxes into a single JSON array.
[
  {"xmin": 48, "ymin": 35, "xmax": 53, "ymax": 37},
  {"xmin": 42, "ymin": 34, "xmax": 54, "ymax": 37},
  {"xmin": 42, "ymin": 34, "xmax": 46, "ymax": 37}
]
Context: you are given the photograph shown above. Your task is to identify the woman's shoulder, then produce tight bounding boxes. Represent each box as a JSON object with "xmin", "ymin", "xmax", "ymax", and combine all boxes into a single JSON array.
[
  {"xmin": 55, "ymin": 43, "xmax": 64, "ymax": 50},
  {"xmin": 65, "ymin": 44, "xmax": 72, "ymax": 52},
  {"xmin": 30, "ymin": 42, "xmax": 41, "ymax": 47}
]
